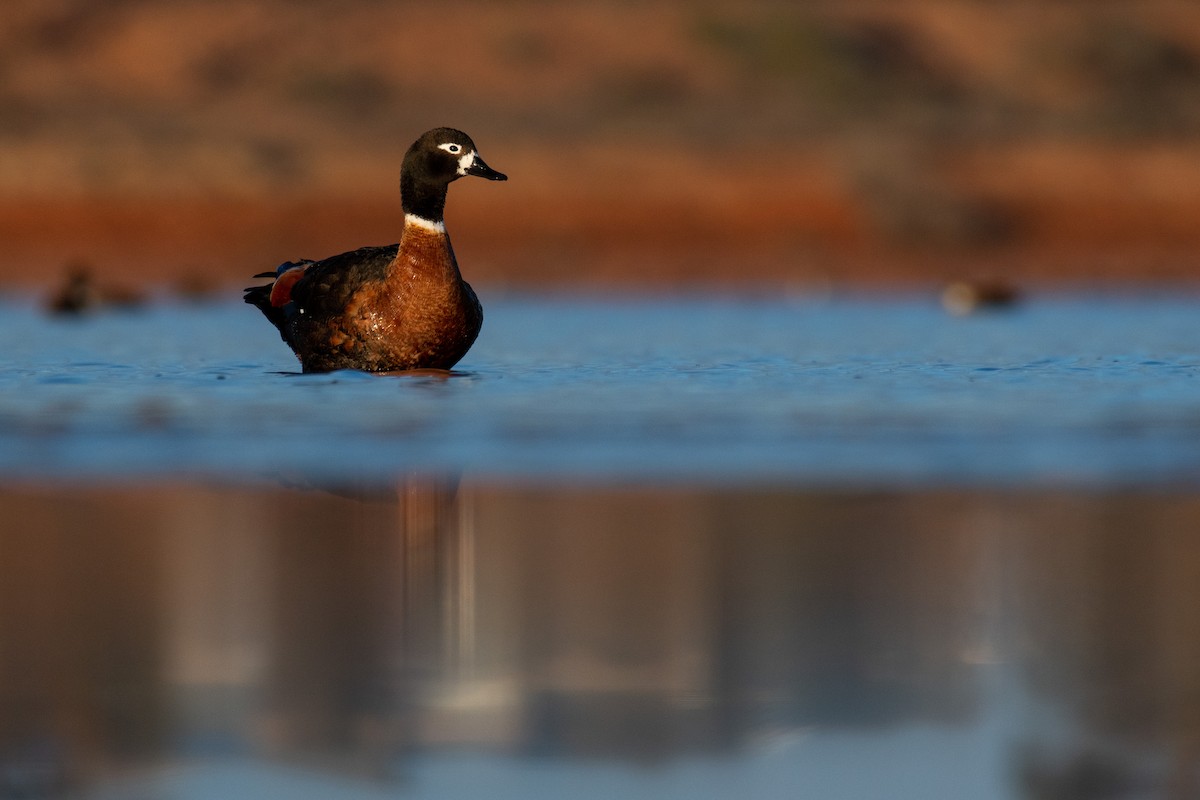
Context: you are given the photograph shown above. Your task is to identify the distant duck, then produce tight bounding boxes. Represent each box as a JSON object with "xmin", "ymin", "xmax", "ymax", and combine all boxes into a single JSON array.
[
  {"xmin": 244, "ymin": 127, "xmax": 507, "ymax": 372},
  {"xmin": 941, "ymin": 278, "xmax": 1020, "ymax": 317},
  {"xmin": 46, "ymin": 262, "xmax": 146, "ymax": 315}
]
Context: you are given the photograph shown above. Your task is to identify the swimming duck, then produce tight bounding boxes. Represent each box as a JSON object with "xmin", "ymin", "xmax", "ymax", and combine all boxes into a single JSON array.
[
  {"xmin": 47, "ymin": 261, "xmax": 147, "ymax": 315},
  {"xmin": 244, "ymin": 127, "xmax": 506, "ymax": 372},
  {"xmin": 941, "ymin": 278, "xmax": 1020, "ymax": 317}
]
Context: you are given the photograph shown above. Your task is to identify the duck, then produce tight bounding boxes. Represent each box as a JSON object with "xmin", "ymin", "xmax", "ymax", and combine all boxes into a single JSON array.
[
  {"xmin": 941, "ymin": 277, "xmax": 1020, "ymax": 317},
  {"xmin": 244, "ymin": 127, "xmax": 506, "ymax": 372},
  {"xmin": 46, "ymin": 261, "xmax": 147, "ymax": 315}
]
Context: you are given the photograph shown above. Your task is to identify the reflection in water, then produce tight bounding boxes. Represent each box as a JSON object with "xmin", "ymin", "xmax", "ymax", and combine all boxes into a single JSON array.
[{"xmin": 0, "ymin": 482, "xmax": 1197, "ymax": 798}]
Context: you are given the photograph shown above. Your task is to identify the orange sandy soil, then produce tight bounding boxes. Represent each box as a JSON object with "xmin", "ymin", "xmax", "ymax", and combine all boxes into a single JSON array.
[
  {"xmin": 3, "ymin": 1, "xmax": 1200, "ymax": 292},
  {"xmin": 4, "ymin": 144, "xmax": 1199, "ymax": 293}
]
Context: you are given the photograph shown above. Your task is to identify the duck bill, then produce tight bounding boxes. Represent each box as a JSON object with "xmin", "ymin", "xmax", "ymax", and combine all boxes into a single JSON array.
[{"xmin": 466, "ymin": 155, "xmax": 507, "ymax": 181}]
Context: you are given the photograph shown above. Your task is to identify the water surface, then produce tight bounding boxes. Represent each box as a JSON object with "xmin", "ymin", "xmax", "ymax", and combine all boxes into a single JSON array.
[
  {"xmin": 2, "ymin": 290, "xmax": 1200, "ymax": 799},
  {"xmin": 2, "ymin": 290, "xmax": 1198, "ymax": 485},
  {"xmin": 2, "ymin": 483, "xmax": 1199, "ymax": 800}
]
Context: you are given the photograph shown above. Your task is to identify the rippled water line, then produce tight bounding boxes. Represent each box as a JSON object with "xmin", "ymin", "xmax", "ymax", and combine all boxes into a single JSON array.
[{"xmin": 0, "ymin": 292, "xmax": 1198, "ymax": 485}]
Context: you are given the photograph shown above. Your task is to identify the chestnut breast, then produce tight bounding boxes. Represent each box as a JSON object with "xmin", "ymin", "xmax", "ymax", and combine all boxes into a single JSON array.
[{"xmin": 312, "ymin": 222, "xmax": 481, "ymax": 371}]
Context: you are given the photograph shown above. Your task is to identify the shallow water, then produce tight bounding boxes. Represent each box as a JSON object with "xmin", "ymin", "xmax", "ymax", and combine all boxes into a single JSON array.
[
  {"xmin": 2, "ymin": 290, "xmax": 1199, "ymax": 485},
  {"xmin": 3, "ymin": 483, "xmax": 1200, "ymax": 800},
  {"xmin": 3, "ymin": 290, "xmax": 1200, "ymax": 799}
]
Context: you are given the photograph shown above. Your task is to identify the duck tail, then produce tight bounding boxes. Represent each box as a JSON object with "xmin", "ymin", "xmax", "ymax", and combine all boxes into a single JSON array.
[
  {"xmin": 243, "ymin": 260, "xmax": 313, "ymax": 337},
  {"xmin": 243, "ymin": 281, "xmax": 289, "ymax": 336}
]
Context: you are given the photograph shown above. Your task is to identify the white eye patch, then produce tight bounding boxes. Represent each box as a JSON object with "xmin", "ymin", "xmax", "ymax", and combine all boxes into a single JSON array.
[{"xmin": 437, "ymin": 142, "xmax": 475, "ymax": 175}]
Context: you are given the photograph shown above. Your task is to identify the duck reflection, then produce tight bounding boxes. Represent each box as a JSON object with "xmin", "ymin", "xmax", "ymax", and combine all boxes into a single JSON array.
[{"xmin": 0, "ymin": 484, "xmax": 1199, "ymax": 798}]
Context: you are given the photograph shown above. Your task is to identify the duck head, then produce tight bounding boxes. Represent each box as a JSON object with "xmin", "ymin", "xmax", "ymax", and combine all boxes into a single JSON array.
[
  {"xmin": 406, "ymin": 127, "xmax": 506, "ymax": 183},
  {"xmin": 401, "ymin": 127, "xmax": 506, "ymax": 221}
]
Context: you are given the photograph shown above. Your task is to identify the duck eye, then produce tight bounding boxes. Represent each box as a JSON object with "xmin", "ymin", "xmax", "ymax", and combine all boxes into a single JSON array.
[{"xmin": 440, "ymin": 143, "xmax": 462, "ymax": 154}]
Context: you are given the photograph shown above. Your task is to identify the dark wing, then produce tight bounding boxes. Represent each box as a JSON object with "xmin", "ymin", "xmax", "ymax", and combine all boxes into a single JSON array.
[
  {"xmin": 243, "ymin": 258, "xmax": 317, "ymax": 336},
  {"xmin": 244, "ymin": 246, "xmax": 399, "ymax": 339},
  {"xmin": 287, "ymin": 244, "xmax": 400, "ymax": 318}
]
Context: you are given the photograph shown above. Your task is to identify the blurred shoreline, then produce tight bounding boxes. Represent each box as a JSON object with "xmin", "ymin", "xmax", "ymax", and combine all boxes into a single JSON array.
[
  {"xmin": 3, "ymin": 1, "xmax": 1200, "ymax": 290},
  {"xmin": 4, "ymin": 185, "xmax": 1199, "ymax": 292}
]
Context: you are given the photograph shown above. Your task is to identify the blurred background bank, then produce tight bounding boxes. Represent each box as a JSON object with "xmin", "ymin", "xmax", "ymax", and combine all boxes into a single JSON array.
[{"xmin": 2, "ymin": 0, "xmax": 1199, "ymax": 292}]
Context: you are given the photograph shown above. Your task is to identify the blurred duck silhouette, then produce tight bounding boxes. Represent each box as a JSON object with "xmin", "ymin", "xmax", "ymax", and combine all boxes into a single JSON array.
[
  {"xmin": 941, "ymin": 278, "xmax": 1021, "ymax": 316},
  {"xmin": 46, "ymin": 262, "xmax": 147, "ymax": 316}
]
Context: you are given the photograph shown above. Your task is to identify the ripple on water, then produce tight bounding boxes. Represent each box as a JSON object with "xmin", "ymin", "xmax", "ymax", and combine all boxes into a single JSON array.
[{"xmin": 0, "ymin": 292, "xmax": 1198, "ymax": 485}]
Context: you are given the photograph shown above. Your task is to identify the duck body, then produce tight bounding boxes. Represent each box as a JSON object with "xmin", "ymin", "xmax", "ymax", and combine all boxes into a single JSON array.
[
  {"xmin": 47, "ymin": 262, "xmax": 147, "ymax": 316},
  {"xmin": 244, "ymin": 128, "xmax": 504, "ymax": 373},
  {"xmin": 248, "ymin": 228, "xmax": 482, "ymax": 373}
]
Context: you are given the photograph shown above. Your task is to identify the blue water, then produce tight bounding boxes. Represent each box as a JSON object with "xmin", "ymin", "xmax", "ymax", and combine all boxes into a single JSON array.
[
  {"xmin": 2, "ymin": 289, "xmax": 1199, "ymax": 485},
  {"xmin": 5, "ymin": 290, "xmax": 1200, "ymax": 799}
]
